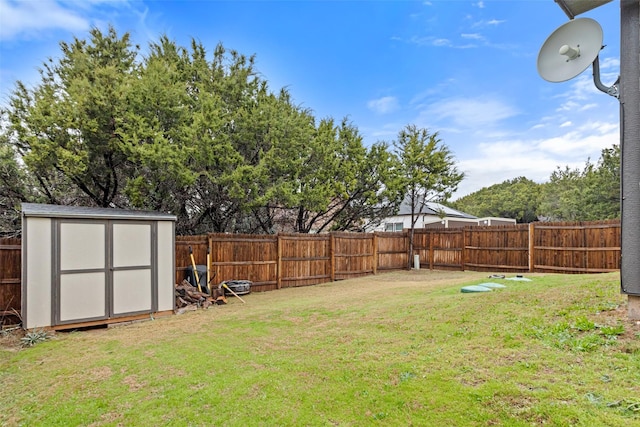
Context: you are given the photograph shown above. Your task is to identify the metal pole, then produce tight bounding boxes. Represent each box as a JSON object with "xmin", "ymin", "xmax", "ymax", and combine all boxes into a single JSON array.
[{"xmin": 619, "ymin": 0, "xmax": 640, "ymax": 319}]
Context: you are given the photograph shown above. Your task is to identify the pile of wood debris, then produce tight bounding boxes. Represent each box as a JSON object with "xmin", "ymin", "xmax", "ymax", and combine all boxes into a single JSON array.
[{"xmin": 174, "ymin": 280, "xmax": 226, "ymax": 314}]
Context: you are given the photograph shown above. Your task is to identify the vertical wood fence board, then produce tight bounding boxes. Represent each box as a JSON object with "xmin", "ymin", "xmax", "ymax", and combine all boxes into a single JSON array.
[
  {"xmin": 0, "ymin": 238, "xmax": 21, "ymax": 322},
  {"xmin": 372, "ymin": 234, "xmax": 378, "ymax": 275}
]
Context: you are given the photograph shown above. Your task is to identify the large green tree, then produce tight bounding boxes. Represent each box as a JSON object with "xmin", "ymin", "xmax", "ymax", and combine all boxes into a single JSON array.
[
  {"xmin": 1, "ymin": 28, "xmax": 315, "ymax": 234},
  {"xmin": 581, "ymin": 144, "xmax": 620, "ymax": 220},
  {"xmin": 0, "ymin": 27, "xmax": 412, "ymax": 236},
  {"xmin": 4, "ymin": 26, "xmax": 138, "ymax": 208},
  {"xmin": 118, "ymin": 36, "xmax": 196, "ymax": 219},
  {"xmin": 269, "ymin": 118, "xmax": 402, "ymax": 233},
  {"xmin": 0, "ymin": 143, "xmax": 40, "ymax": 236},
  {"xmin": 451, "ymin": 177, "xmax": 541, "ymax": 223},
  {"xmin": 393, "ymin": 124, "xmax": 464, "ymax": 266},
  {"xmin": 539, "ymin": 145, "xmax": 620, "ymax": 221}
]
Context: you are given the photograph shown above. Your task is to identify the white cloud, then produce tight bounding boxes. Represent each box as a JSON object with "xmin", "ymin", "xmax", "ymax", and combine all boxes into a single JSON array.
[
  {"xmin": 599, "ymin": 57, "xmax": 620, "ymax": 71},
  {"xmin": 551, "ymin": 74, "xmax": 612, "ymax": 116},
  {"xmin": 579, "ymin": 103, "xmax": 598, "ymax": 111},
  {"xmin": 409, "ymin": 79, "xmax": 457, "ymax": 106},
  {"xmin": 408, "ymin": 35, "xmax": 473, "ymax": 49},
  {"xmin": 407, "ymin": 35, "xmax": 433, "ymax": 46},
  {"xmin": 442, "ymin": 76, "xmax": 618, "ymax": 198},
  {"xmin": 432, "ymin": 38, "xmax": 452, "ymax": 47},
  {"xmin": 475, "ymin": 1, "xmax": 485, "ymax": 8},
  {"xmin": 418, "ymin": 97, "xmax": 519, "ymax": 129},
  {"xmin": 456, "ymin": 150, "xmax": 559, "ymax": 197},
  {"xmin": 0, "ymin": 0, "xmax": 140, "ymax": 41},
  {"xmin": 367, "ymin": 96, "xmax": 399, "ymax": 115},
  {"xmin": 472, "ymin": 19, "xmax": 506, "ymax": 29},
  {"xmin": 451, "ymin": 117, "xmax": 619, "ymax": 197},
  {"xmin": 536, "ymin": 121, "xmax": 618, "ymax": 156},
  {"xmin": 461, "ymin": 33, "xmax": 484, "ymax": 40},
  {"xmin": 0, "ymin": 0, "xmax": 89, "ymax": 40}
]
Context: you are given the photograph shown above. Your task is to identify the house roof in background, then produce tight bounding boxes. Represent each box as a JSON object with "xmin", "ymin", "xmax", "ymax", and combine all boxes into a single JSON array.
[{"xmin": 397, "ymin": 200, "xmax": 477, "ymax": 219}]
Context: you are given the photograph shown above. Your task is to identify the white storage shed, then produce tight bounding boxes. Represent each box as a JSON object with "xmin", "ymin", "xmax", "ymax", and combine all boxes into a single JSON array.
[{"xmin": 21, "ymin": 203, "xmax": 176, "ymax": 329}]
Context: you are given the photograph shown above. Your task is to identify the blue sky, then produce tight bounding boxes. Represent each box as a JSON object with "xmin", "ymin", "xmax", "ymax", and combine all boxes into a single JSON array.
[{"xmin": 0, "ymin": 0, "xmax": 620, "ymax": 198}]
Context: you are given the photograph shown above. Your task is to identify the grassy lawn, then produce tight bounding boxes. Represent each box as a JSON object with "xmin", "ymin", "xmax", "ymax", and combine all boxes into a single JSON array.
[{"xmin": 1, "ymin": 270, "xmax": 639, "ymax": 426}]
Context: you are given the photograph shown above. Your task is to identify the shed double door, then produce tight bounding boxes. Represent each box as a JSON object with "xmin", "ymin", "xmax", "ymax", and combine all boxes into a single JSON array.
[{"xmin": 54, "ymin": 220, "xmax": 156, "ymax": 325}]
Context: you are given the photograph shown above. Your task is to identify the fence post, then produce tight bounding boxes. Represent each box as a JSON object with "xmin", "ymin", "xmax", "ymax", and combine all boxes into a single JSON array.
[{"xmin": 528, "ymin": 223, "xmax": 535, "ymax": 272}]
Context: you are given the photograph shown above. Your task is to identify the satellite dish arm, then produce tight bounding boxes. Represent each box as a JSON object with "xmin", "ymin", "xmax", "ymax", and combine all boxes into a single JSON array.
[{"xmin": 592, "ymin": 55, "xmax": 620, "ymax": 99}]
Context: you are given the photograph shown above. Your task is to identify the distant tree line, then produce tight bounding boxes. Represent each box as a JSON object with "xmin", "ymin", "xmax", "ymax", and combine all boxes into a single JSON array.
[
  {"xmin": 0, "ymin": 27, "xmax": 462, "ymax": 236},
  {"xmin": 451, "ymin": 145, "xmax": 620, "ymax": 223}
]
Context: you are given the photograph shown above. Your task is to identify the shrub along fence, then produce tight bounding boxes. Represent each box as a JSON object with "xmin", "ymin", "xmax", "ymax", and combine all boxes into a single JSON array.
[{"xmin": 1, "ymin": 219, "xmax": 622, "ymax": 322}]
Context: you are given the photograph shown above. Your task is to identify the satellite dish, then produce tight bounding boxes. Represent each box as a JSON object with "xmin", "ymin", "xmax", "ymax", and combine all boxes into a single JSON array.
[{"xmin": 537, "ymin": 18, "xmax": 603, "ymax": 83}]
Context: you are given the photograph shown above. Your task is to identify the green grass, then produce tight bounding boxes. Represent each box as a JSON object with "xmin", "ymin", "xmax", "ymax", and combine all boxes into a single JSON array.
[{"xmin": 1, "ymin": 271, "xmax": 639, "ymax": 426}]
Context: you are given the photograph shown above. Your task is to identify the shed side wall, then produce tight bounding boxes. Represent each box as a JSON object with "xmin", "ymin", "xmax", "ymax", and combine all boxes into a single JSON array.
[
  {"xmin": 25, "ymin": 217, "xmax": 52, "ymax": 329},
  {"xmin": 157, "ymin": 221, "xmax": 175, "ymax": 312}
]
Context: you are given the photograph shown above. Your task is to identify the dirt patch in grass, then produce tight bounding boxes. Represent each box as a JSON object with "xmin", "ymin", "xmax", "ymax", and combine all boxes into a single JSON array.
[
  {"xmin": 90, "ymin": 366, "xmax": 114, "ymax": 381},
  {"xmin": 593, "ymin": 302, "xmax": 640, "ymax": 352},
  {"xmin": 0, "ymin": 327, "xmax": 25, "ymax": 351},
  {"xmin": 123, "ymin": 374, "xmax": 146, "ymax": 391}
]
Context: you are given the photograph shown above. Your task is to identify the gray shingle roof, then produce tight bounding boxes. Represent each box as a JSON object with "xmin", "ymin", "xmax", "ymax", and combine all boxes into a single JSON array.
[
  {"xmin": 397, "ymin": 200, "xmax": 477, "ymax": 219},
  {"xmin": 21, "ymin": 203, "xmax": 176, "ymax": 221}
]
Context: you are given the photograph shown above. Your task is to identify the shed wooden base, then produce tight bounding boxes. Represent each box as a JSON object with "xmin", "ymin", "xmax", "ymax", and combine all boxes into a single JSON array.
[{"xmin": 47, "ymin": 310, "xmax": 174, "ymax": 331}]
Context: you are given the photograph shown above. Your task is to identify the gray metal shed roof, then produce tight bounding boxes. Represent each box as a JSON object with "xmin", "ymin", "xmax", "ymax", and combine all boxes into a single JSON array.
[{"xmin": 21, "ymin": 203, "xmax": 177, "ymax": 221}]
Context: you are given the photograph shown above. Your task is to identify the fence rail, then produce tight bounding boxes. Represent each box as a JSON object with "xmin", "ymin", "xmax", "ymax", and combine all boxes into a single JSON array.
[{"xmin": 2, "ymin": 220, "xmax": 622, "ymax": 323}]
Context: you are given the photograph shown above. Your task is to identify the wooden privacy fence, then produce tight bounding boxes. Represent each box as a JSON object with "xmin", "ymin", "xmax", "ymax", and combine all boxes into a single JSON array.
[
  {"xmin": 175, "ymin": 220, "xmax": 621, "ymax": 292},
  {"xmin": 1, "ymin": 219, "xmax": 622, "ymax": 322},
  {"xmin": 176, "ymin": 232, "xmax": 378, "ymax": 292},
  {"xmin": 411, "ymin": 221, "xmax": 620, "ymax": 273},
  {"xmin": 532, "ymin": 221, "xmax": 621, "ymax": 273}
]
